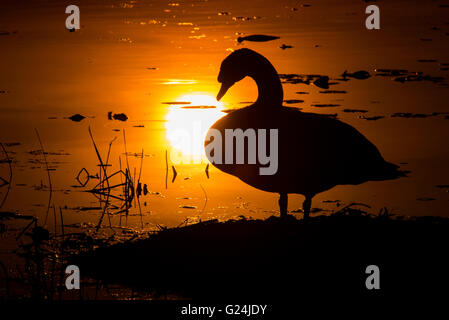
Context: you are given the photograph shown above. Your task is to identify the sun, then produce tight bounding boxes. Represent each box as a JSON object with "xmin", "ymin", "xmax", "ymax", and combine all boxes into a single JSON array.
[{"xmin": 165, "ymin": 93, "xmax": 225, "ymax": 163}]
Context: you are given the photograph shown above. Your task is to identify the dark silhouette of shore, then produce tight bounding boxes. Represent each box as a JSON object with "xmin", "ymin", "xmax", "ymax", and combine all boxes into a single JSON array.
[{"xmin": 72, "ymin": 208, "xmax": 449, "ymax": 300}]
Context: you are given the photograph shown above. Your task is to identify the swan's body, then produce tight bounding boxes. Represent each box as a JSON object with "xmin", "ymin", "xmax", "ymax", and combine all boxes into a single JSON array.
[{"xmin": 205, "ymin": 49, "xmax": 405, "ymax": 218}]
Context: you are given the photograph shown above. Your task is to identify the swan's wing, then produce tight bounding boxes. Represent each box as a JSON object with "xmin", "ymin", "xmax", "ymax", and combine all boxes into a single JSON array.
[
  {"xmin": 280, "ymin": 108, "xmax": 389, "ymax": 188},
  {"xmin": 205, "ymin": 107, "xmax": 395, "ymax": 195}
]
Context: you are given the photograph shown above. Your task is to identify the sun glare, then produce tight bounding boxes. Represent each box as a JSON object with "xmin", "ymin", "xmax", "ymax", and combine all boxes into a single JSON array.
[{"xmin": 165, "ymin": 93, "xmax": 225, "ymax": 163}]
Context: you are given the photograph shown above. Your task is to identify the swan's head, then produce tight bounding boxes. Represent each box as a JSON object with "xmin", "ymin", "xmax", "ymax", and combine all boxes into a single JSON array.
[{"xmin": 216, "ymin": 48, "xmax": 257, "ymax": 101}]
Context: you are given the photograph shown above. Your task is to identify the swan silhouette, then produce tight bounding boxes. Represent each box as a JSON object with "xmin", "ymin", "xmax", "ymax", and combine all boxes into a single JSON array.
[{"xmin": 205, "ymin": 48, "xmax": 405, "ymax": 219}]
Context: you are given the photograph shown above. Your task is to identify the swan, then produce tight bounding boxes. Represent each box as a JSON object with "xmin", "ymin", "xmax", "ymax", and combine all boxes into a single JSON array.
[{"xmin": 204, "ymin": 48, "xmax": 405, "ymax": 219}]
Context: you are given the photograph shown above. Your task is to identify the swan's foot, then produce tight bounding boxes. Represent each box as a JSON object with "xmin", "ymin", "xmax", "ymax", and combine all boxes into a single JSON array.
[
  {"xmin": 303, "ymin": 196, "xmax": 312, "ymax": 220},
  {"xmin": 279, "ymin": 193, "xmax": 288, "ymax": 218}
]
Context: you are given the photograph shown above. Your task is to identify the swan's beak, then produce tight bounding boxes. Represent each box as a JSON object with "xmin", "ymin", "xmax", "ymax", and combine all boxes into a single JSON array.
[{"xmin": 216, "ymin": 82, "xmax": 233, "ymax": 101}]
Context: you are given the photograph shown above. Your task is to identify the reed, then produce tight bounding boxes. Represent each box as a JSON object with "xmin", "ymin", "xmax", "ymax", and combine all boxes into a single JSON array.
[
  {"xmin": 34, "ymin": 129, "xmax": 53, "ymax": 227},
  {"xmin": 0, "ymin": 142, "xmax": 12, "ymax": 209}
]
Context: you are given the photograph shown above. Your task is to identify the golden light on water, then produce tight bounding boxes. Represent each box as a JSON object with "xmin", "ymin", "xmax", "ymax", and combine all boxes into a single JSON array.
[
  {"xmin": 165, "ymin": 93, "xmax": 225, "ymax": 163},
  {"xmin": 161, "ymin": 79, "xmax": 197, "ymax": 85}
]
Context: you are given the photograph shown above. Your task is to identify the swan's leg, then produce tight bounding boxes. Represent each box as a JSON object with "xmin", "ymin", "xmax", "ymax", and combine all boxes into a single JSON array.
[
  {"xmin": 302, "ymin": 196, "xmax": 312, "ymax": 220},
  {"xmin": 279, "ymin": 193, "xmax": 288, "ymax": 218}
]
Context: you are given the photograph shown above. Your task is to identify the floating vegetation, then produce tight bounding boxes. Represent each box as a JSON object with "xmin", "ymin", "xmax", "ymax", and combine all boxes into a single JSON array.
[
  {"xmin": 0, "ymin": 30, "xmax": 17, "ymax": 36},
  {"xmin": 359, "ymin": 115, "xmax": 385, "ymax": 121},
  {"xmin": 28, "ymin": 150, "xmax": 69, "ymax": 156},
  {"xmin": 283, "ymin": 99, "xmax": 304, "ymax": 104},
  {"xmin": 179, "ymin": 205, "xmax": 197, "ymax": 209},
  {"xmin": 313, "ymin": 76, "xmax": 330, "ymax": 89},
  {"xmin": 71, "ymin": 206, "xmax": 103, "ymax": 212},
  {"xmin": 162, "ymin": 101, "xmax": 191, "ymax": 105},
  {"xmin": 391, "ymin": 112, "xmax": 430, "ymax": 118},
  {"xmin": 108, "ymin": 112, "xmax": 128, "ymax": 121},
  {"xmin": 67, "ymin": 114, "xmax": 86, "ymax": 122},
  {"xmin": 374, "ymin": 68, "xmax": 446, "ymax": 85},
  {"xmin": 4, "ymin": 142, "xmax": 20, "ymax": 147},
  {"xmin": 280, "ymin": 74, "xmax": 310, "ymax": 85},
  {"xmin": 416, "ymin": 197, "xmax": 436, "ymax": 201},
  {"xmin": 322, "ymin": 199, "xmax": 341, "ymax": 204},
  {"xmin": 279, "ymin": 74, "xmax": 330, "ymax": 89},
  {"xmin": 311, "ymin": 104, "xmax": 340, "ymax": 107},
  {"xmin": 280, "ymin": 44, "xmax": 293, "ymax": 50},
  {"xmin": 237, "ymin": 35, "xmax": 279, "ymax": 43},
  {"xmin": 0, "ymin": 211, "xmax": 34, "ymax": 221},
  {"xmin": 343, "ymin": 109, "xmax": 368, "ymax": 113},
  {"xmin": 319, "ymin": 90, "xmax": 347, "ymax": 94},
  {"xmin": 394, "ymin": 75, "xmax": 445, "ymax": 84},
  {"xmin": 417, "ymin": 59, "xmax": 437, "ymax": 63},
  {"xmin": 374, "ymin": 68, "xmax": 409, "ymax": 76},
  {"xmin": 342, "ymin": 70, "xmax": 370, "ymax": 80}
]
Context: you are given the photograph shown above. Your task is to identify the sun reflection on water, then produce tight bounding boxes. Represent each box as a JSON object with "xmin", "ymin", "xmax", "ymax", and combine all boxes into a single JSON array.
[{"xmin": 165, "ymin": 93, "xmax": 225, "ymax": 164}]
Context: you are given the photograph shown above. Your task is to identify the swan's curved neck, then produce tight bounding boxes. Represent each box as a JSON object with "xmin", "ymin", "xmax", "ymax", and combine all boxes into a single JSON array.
[{"xmin": 248, "ymin": 58, "xmax": 283, "ymax": 107}]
